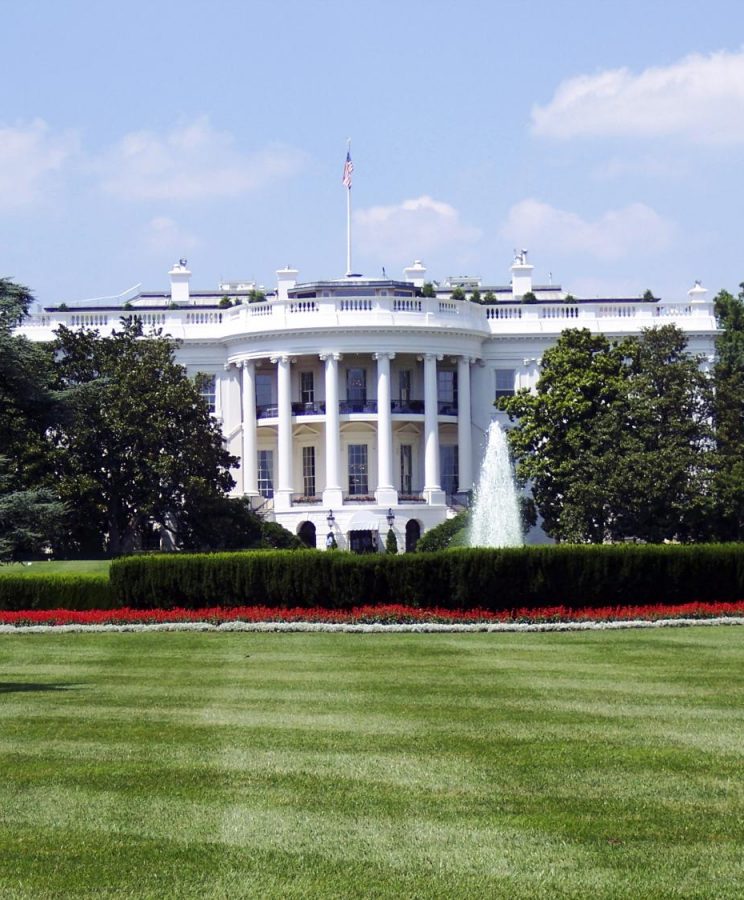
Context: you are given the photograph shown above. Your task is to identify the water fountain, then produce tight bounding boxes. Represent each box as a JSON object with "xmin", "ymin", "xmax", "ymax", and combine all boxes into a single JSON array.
[{"xmin": 469, "ymin": 421, "xmax": 523, "ymax": 547}]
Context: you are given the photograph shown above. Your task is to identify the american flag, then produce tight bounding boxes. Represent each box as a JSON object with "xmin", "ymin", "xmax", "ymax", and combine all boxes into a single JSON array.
[{"xmin": 342, "ymin": 150, "xmax": 353, "ymax": 189}]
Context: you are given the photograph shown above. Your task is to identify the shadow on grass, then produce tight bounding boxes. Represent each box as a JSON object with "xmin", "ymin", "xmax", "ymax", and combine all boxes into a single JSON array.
[{"xmin": 0, "ymin": 682, "xmax": 84, "ymax": 694}]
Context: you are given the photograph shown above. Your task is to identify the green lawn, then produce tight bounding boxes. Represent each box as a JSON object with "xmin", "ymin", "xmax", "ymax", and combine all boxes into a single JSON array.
[
  {"xmin": 1, "ymin": 630, "xmax": 743, "ymax": 899},
  {"xmin": 0, "ymin": 559, "xmax": 110, "ymax": 577}
]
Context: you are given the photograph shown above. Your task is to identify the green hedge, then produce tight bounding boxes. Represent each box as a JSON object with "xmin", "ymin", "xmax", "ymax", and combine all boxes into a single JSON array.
[
  {"xmin": 0, "ymin": 574, "xmax": 113, "ymax": 611},
  {"xmin": 108, "ymin": 545, "xmax": 744, "ymax": 610}
]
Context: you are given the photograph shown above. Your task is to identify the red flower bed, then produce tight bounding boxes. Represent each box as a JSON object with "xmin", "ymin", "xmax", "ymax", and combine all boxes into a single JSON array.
[{"xmin": 2, "ymin": 601, "xmax": 744, "ymax": 627}]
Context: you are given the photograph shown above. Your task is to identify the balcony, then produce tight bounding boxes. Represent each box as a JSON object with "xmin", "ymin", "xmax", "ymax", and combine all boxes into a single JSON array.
[
  {"xmin": 392, "ymin": 399, "xmax": 424, "ymax": 414},
  {"xmin": 437, "ymin": 401, "xmax": 458, "ymax": 416},
  {"xmin": 291, "ymin": 401, "xmax": 326, "ymax": 416},
  {"xmin": 339, "ymin": 400, "xmax": 378, "ymax": 414}
]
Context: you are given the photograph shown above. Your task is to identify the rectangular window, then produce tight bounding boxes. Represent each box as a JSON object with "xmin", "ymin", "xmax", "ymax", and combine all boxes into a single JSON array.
[
  {"xmin": 256, "ymin": 373, "xmax": 273, "ymax": 408},
  {"xmin": 300, "ymin": 371, "xmax": 314, "ymax": 404},
  {"xmin": 441, "ymin": 445, "xmax": 459, "ymax": 496},
  {"xmin": 399, "ymin": 369, "xmax": 412, "ymax": 403},
  {"xmin": 257, "ymin": 449, "xmax": 274, "ymax": 498},
  {"xmin": 400, "ymin": 444, "xmax": 412, "ymax": 493},
  {"xmin": 348, "ymin": 444, "xmax": 368, "ymax": 495},
  {"xmin": 346, "ymin": 367, "xmax": 367, "ymax": 403},
  {"xmin": 495, "ymin": 369, "xmax": 515, "ymax": 398},
  {"xmin": 437, "ymin": 370, "xmax": 457, "ymax": 403},
  {"xmin": 302, "ymin": 446, "xmax": 316, "ymax": 497},
  {"xmin": 198, "ymin": 374, "xmax": 216, "ymax": 413}
]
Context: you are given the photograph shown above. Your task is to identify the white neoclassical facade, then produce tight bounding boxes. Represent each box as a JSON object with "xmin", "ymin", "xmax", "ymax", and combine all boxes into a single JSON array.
[{"xmin": 17, "ymin": 253, "xmax": 719, "ymax": 551}]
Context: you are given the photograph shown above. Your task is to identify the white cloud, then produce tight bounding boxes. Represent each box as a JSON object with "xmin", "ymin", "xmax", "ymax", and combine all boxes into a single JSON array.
[
  {"xmin": 142, "ymin": 216, "xmax": 200, "ymax": 256},
  {"xmin": 0, "ymin": 119, "xmax": 79, "ymax": 210},
  {"xmin": 354, "ymin": 195, "xmax": 481, "ymax": 263},
  {"xmin": 98, "ymin": 117, "xmax": 305, "ymax": 201},
  {"xmin": 532, "ymin": 49, "xmax": 744, "ymax": 143},
  {"xmin": 500, "ymin": 199, "xmax": 674, "ymax": 262}
]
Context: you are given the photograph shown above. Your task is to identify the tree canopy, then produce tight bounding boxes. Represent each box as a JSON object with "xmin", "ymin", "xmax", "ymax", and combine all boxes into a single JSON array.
[{"xmin": 499, "ymin": 326, "xmax": 712, "ymax": 543}]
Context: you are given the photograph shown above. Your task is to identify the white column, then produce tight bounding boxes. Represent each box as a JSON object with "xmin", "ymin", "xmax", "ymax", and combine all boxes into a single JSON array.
[
  {"xmin": 423, "ymin": 353, "xmax": 445, "ymax": 503},
  {"xmin": 274, "ymin": 355, "xmax": 293, "ymax": 510},
  {"xmin": 457, "ymin": 356, "xmax": 473, "ymax": 494},
  {"xmin": 241, "ymin": 360, "xmax": 258, "ymax": 497},
  {"xmin": 374, "ymin": 352, "xmax": 397, "ymax": 506},
  {"xmin": 322, "ymin": 353, "xmax": 343, "ymax": 508}
]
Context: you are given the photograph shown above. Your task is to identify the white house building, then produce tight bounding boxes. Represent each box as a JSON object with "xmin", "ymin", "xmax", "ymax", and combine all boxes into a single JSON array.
[{"xmin": 17, "ymin": 253, "xmax": 719, "ymax": 551}]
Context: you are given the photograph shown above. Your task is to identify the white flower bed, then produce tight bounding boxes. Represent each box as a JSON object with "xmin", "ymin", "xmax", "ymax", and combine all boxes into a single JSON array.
[{"xmin": 1, "ymin": 616, "xmax": 744, "ymax": 635}]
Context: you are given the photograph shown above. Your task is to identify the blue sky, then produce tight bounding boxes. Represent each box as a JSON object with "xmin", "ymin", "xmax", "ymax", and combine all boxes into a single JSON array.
[{"xmin": 3, "ymin": 0, "xmax": 744, "ymax": 304}]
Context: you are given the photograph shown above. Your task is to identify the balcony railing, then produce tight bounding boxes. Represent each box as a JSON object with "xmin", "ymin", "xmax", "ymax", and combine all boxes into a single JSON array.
[
  {"xmin": 339, "ymin": 400, "xmax": 378, "ymax": 414},
  {"xmin": 291, "ymin": 494, "xmax": 322, "ymax": 505},
  {"xmin": 437, "ymin": 401, "xmax": 458, "ymax": 415},
  {"xmin": 391, "ymin": 399, "xmax": 424, "ymax": 414},
  {"xmin": 291, "ymin": 401, "xmax": 326, "ymax": 416},
  {"xmin": 256, "ymin": 404, "xmax": 279, "ymax": 419}
]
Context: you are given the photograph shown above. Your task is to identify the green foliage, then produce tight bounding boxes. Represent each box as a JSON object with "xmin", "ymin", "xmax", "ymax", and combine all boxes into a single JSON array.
[
  {"xmin": 520, "ymin": 291, "xmax": 537, "ymax": 304},
  {"xmin": 259, "ymin": 520, "xmax": 303, "ymax": 550},
  {"xmin": 469, "ymin": 289, "xmax": 481, "ymax": 305},
  {"xmin": 50, "ymin": 319, "xmax": 238, "ymax": 555},
  {"xmin": 420, "ymin": 282, "xmax": 436, "ymax": 298},
  {"xmin": 108, "ymin": 544, "xmax": 744, "ymax": 611},
  {"xmin": 385, "ymin": 528, "xmax": 398, "ymax": 554},
  {"xmin": 482, "ymin": 291, "xmax": 496, "ymax": 304},
  {"xmin": 499, "ymin": 327, "xmax": 711, "ymax": 543},
  {"xmin": 218, "ymin": 296, "xmax": 232, "ymax": 308},
  {"xmin": 450, "ymin": 286, "xmax": 466, "ymax": 301},
  {"xmin": 564, "ymin": 293, "xmax": 576, "ymax": 303},
  {"xmin": 643, "ymin": 289, "xmax": 656, "ymax": 301},
  {"xmin": 0, "ymin": 280, "xmax": 68, "ymax": 560},
  {"xmin": 416, "ymin": 511, "xmax": 470, "ymax": 551},
  {"xmin": 0, "ymin": 573, "xmax": 112, "ymax": 610},
  {"xmin": 248, "ymin": 289, "xmax": 266, "ymax": 304}
]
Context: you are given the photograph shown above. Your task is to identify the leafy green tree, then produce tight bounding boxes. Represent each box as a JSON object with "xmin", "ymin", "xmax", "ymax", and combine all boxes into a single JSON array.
[
  {"xmin": 469, "ymin": 289, "xmax": 482, "ymax": 305},
  {"xmin": 708, "ymin": 286, "xmax": 744, "ymax": 539},
  {"xmin": 0, "ymin": 280, "xmax": 67, "ymax": 560},
  {"xmin": 421, "ymin": 282, "xmax": 436, "ymax": 298},
  {"xmin": 50, "ymin": 319, "xmax": 238, "ymax": 554},
  {"xmin": 520, "ymin": 291, "xmax": 537, "ymax": 304},
  {"xmin": 450, "ymin": 286, "xmax": 466, "ymax": 301},
  {"xmin": 482, "ymin": 291, "xmax": 496, "ymax": 304},
  {"xmin": 499, "ymin": 326, "xmax": 711, "ymax": 543}
]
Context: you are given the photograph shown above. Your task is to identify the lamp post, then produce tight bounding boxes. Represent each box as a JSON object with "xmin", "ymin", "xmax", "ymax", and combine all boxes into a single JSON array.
[{"xmin": 386, "ymin": 508, "xmax": 395, "ymax": 527}]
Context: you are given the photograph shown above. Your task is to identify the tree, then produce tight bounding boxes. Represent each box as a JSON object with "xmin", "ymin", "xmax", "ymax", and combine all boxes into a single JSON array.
[
  {"xmin": 450, "ymin": 286, "xmax": 466, "ymax": 301},
  {"xmin": 470, "ymin": 289, "xmax": 482, "ymax": 305},
  {"xmin": 50, "ymin": 319, "xmax": 238, "ymax": 554},
  {"xmin": 0, "ymin": 279, "xmax": 67, "ymax": 560},
  {"xmin": 385, "ymin": 528, "xmax": 398, "ymax": 554},
  {"xmin": 521, "ymin": 291, "xmax": 537, "ymax": 304},
  {"xmin": 421, "ymin": 282, "xmax": 436, "ymax": 298},
  {"xmin": 708, "ymin": 285, "xmax": 744, "ymax": 539},
  {"xmin": 499, "ymin": 327, "xmax": 711, "ymax": 543}
]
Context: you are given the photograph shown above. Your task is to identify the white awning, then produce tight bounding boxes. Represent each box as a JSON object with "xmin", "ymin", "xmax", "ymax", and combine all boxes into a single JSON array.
[{"xmin": 346, "ymin": 513, "xmax": 381, "ymax": 531}]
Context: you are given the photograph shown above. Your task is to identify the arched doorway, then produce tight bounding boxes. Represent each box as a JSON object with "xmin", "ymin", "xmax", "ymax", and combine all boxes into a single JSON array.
[
  {"xmin": 405, "ymin": 519, "xmax": 421, "ymax": 552},
  {"xmin": 297, "ymin": 520, "xmax": 317, "ymax": 549}
]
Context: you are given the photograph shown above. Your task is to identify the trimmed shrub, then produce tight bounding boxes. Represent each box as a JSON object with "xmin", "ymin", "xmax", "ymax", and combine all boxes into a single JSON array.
[
  {"xmin": 108, "ymin": 544, "xmax": 744, "ymax": 612},
  {"xmin": 0, "ymin": 574, "xmax": 112, "ymax": 611},
  {"xmin": 416, "ymin": 511, "xmax": 470, "ymax": 552}
]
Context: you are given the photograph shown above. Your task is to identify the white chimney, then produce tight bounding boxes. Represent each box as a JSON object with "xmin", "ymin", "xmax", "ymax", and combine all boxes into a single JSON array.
[
  {"xmin": 169, "ymin": 259, "xmax": 191, "ymax": 304},
  {"xmin": 276, "ymin": 266, "xmax": 299, "ymax": 301},
  {"xmin": 403, "ymin": 259, "xmax": 427, "ymax": 288},
  {"xmin": 510, "ymin": 249, "xmax": 534, "ymax": 298},
  {"xmin": 688, "ymin": 280, "xmax": 708, "ymax": 304}
]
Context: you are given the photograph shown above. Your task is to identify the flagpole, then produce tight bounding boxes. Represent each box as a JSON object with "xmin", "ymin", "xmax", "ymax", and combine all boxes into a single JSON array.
[{"xmin": 345, "ymin": 139, "xmax": 352, "ymax": 276}]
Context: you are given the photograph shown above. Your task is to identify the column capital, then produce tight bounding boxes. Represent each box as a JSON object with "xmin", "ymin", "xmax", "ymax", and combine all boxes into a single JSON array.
[
  {"xmin": 373, "ymin": 351, "xmax": 396, "ymax": 361},
  {"xmin": 319, "ymin": 352, "xmax": 343, "ymax": 362},
  {"xmin": 419, "ymin": 353, "xmax": 443, "ymax": 362},
  {"xmin": 239, "ymin": 359, "xmax": 256, "ymax": 370},
  {"xmin": 269, "ymin": 354, "xmax": 295, "ymax": 365}
]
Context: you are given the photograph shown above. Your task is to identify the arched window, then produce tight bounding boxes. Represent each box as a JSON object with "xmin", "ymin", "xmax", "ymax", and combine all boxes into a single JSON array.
[
  {"xmin": 405, "ymin": 519, "xmax": 421, "ymax": 553},
  {"xmin": 297, "ymin": 521, "xmax": 317, "ymax": 549}
]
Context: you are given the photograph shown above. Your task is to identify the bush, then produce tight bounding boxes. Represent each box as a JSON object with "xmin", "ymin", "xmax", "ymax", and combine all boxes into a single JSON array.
[
  {"xmin": 416, "ymin": 511, "xmax": 470, "ymax": 552},
  {"xmin": 0, "ymin": 574, "xmax": 112, "ymax": 611},
  {"xmin": 107, "ymin": 543, "xmax": 744, "ymax": 611}
]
